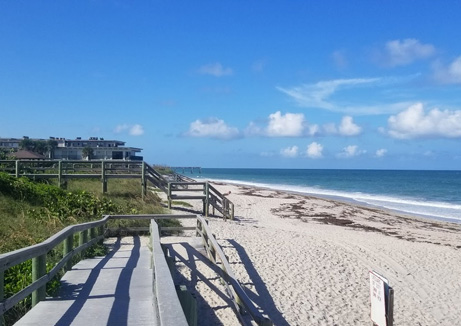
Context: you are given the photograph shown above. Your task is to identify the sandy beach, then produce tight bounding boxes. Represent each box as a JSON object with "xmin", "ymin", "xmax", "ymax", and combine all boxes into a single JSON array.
[{"xmin": 163, "ymin": 182, "xmax": 461, "ymax": 326}]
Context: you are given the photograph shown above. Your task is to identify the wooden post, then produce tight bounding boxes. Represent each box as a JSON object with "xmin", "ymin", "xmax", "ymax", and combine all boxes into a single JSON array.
[
  {"xmin": 90, "ymin": 227, "xmax": 96, "ymax": 241},
  {"xmin": 101, "ymin": 161, "xmax": 107, "ymax": 193},
  {"xmin": 203, "ymin": 182, "xmax": 209, "ymax": 217},
  {"xmin": 63, "ymin": 235, "xmax": 73, "ymax": 271},
  {"xmin": 196, "ymin": 219, "xmax": 201, "ymax": 237},
  {"xmin": 58, "ymin": 160, "xmax": 63, "ymax": 188},
  {"xmin": 79, "ymin": 230, "xmax": 88, "ymax": 246},
  {"xmin": 15, "ymin": 160, "xmax": 19, "ymax": 178},
  {"xmin": 79, "ymin": 230, "xmax": 88, "ymax": 258},
  {"xmin": 222, "ymin": 198, "xmax": 228, "ymax": 221},
  {"xmin": 201, "ymin": 221, "xmax": 208, "ymax": 250},
  {"xmin": 167, "ymin": 183, "xmax": 172, "ymax": 209},
  {"xmin": 209, "ymin": 237, "xmax": 217, "ymax": 263},
  {"xmin": 141, "ymin": 162, "xmax": 147, "ymax": 200},
  {"xmin": 0, "ymin": 270, "xmax": 3, "ymax": 326},
  {"xmin": 98, "ymin": 225, "xmax": 104, "ymax": 245},
  {"xmin": 32, "ymin": 254, "xmax": 47, "ymax": 306},
  {"xmin": 176, "ymin": 285, "xmax": 198, "ymax": 326},
  {"xmin": 230, "ymin": 202, "xmax": 235, "ymax": 220}
]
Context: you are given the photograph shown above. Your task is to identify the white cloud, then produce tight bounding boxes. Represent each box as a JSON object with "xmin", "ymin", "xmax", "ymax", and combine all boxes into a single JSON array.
[
  {"xmin": 379, "ymin": 39, "xmax": 435, "ymax": 67},
  {"xmin": 280, "ymin": 146, "xmax": 299, "ymax": 158},
  {"xmin": 266, "ymin": 111, "xmax": 305, "ymax": 137},
  {"xmin": 245, "ymin": 111, "xmax": 319, "ymax": 137},
  {"xmin": 277, "ymin": 78, "xmax": 380, "ymax": 111},
  {"xmin": 375, "ymin": 149, "xmax": 388, "ymax": 157},
  {"xmin": 186, "ymin": 118, "xmax": 239, "ymax": 140},
  {"xmin": 114, "ymin": 123, "xmax": 144, "ymax": 136},
  {"xmin": 433, "ymin": 56, "xmax": 461, "ymax": 84},
  {"xmin": 338, "ymin": 116, "xmax": 362, "ymax": 136},
  {"xmin": 337, "ymin": 145, "xmax": 366, "ymax": 158},
  {"xmin": 307, "ymin": 124, "xmax": 320, "ymax": 136},
  {"xmin": 247, "ymin": 113, "xmax": 362, "ymax": 138},
  {"xmin": 387, "ymin": 103, "xmax": 461, "ymax": 139},
  {"xmin": 278, "ymin": 75, "xmax": 422, "ymax": 115},
  {"xmin": 129, "ymin": 124, "xmax": 144, "ymax": 136},
  {"xmin": 197, "ymin": 63, "xmax": 233, "ymax": 77},
  {"xmin": 114, "ymin": 124, "xmax": 129, "ymax": 133},
  {"xmin": 306, "ymin": 142, "xmax": 323, "ymax": 159},
  {"xmin": 321, "ymin": 116, "xmax": 362, "ymax": 136}
]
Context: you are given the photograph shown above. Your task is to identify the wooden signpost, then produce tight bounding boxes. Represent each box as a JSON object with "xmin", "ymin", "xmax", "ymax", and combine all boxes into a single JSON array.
[{"xmin": 370, "ymin": 271, "xmax": 394, "ymax": 326}]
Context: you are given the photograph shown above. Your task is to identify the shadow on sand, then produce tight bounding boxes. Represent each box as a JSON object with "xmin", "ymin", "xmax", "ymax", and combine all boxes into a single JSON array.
[
  {"xmin": 226, "ymin": 239, "xmax": 290, "ymax": 326},
  {"xmin": 164, "ymin": 240, "xmax": 255, "ymax": 325}
]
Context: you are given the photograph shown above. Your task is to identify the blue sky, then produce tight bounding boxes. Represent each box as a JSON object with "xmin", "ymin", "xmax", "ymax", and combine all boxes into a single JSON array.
[{"xmin": 1, "ymin": 1, "xmax": 461, "ymax": 169}]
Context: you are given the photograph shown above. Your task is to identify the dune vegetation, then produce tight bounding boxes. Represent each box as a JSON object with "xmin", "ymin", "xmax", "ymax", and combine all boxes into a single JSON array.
[{"xmin": 0, "ymin": 173, "xmax": 176, "ymax": 325}]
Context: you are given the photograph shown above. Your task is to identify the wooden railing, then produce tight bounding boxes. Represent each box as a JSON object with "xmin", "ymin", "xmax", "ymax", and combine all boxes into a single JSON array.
[
  {"xmin": 0, "ymin": 160, "xmax": 235, "ymax": 220},
  {"xmin": 0, "ymin": 214, "xmax": 193, "ymax": 326},
  {"xmin": 0, "ymin": 214, "xmax": 272, "ymax": 326},
  {"xmin": 144, "ymin": 164, "xmax": 169, "ymax": 193},
  {"xmin": 166, "ymin": 181, "xmax": 234, "ymax": 220},
  {"xmin": 208, "ymin": 183, "xmax": 234, "ymax": 220},
  {"xmin": 0, "ymin": 217, "xmax": 107, "ymax": 316},
  {"xmin": 195, "ymin": 215, "xmax": 272, "ymax": 326},
  {"xmin": 0, "ymin": 160, "xmax": 144, "ymax": 193},
  {"xmin": 174, "ymin": 174, "xmax": 196, "ymax": 183}
]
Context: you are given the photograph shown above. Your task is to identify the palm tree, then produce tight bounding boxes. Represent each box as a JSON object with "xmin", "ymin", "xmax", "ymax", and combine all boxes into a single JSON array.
[
  {"xmin": 46, "ymin": 140, "xmax": 58, "ymax": 159},
  {"xmin": 81, "ymin": 146, "xmax": 94, "ymax": 160},
  {"xmin": 19, "ymin": 139, "xmax": 34, "ymax": 151}
]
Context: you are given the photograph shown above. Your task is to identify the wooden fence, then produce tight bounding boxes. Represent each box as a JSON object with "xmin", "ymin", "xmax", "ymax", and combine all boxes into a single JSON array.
[
  {"xmin": 0, "ymin": 160, "xmax": 143, "ymax": 193},
  {"xmin": 0, "ymin": 160, "xmax": 235, "ymax": 220}
]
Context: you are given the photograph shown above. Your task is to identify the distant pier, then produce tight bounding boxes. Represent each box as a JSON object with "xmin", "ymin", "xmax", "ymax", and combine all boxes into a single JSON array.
[{"xmin": 171, "ymin": 166, "xmax": 202, "ymax": 174}]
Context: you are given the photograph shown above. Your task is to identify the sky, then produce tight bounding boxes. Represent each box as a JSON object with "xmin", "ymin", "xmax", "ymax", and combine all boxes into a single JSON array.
[{"xmin": 1, "ymin": 1, "xmax": 461, "ymax": 169}]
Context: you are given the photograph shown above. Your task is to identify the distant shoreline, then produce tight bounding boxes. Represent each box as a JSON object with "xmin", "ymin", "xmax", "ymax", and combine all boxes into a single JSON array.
[{"xmin": 197, "ymin": 177, "xmax": 461, "ymax": 225}]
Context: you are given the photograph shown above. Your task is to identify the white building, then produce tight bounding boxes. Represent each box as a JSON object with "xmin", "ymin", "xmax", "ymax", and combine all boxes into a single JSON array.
[{"xmin": 0, "ymin": 136, "xmax": 143, "ymax": 161}]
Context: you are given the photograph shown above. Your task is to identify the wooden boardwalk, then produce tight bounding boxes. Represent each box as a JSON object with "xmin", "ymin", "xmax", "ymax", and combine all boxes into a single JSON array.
[
  {"xmin": 1, "ymin": 214, "xmax": 271, "ymax": 326},
  {"xmin": 14, "ymin": 236, "xmax": 155, "ymax": 326}
]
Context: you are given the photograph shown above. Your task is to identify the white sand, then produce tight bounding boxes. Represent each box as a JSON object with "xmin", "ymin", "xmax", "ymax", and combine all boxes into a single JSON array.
[{"xmin": 163, "ymin": 182, "xmax": 461, "ymax": 326}]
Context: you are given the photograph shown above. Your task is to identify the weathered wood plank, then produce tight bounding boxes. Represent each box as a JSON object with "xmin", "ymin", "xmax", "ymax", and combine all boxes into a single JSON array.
[{"xmin": 170, "ymin": 195, "xmax": 206, "ymax": 200}]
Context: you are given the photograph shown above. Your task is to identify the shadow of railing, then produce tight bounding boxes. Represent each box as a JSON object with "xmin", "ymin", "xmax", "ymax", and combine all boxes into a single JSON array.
[
  {"xmin": 51, "ymin": 236, "xmax": 141, "ymax": 326},
  {"xmin": 107, "ymin": 236, "xmax": 140, "ymax": 325},
  {"xmin": 163, "ymin": 241, "xmax": 247, "ymax": 325},
  {"xmin": 226, "ymin": 239, "xmax": 290, "ymax": 326}
]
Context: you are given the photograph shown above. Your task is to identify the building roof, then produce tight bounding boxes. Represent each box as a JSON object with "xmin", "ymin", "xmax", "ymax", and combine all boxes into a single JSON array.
[{"xmin": 11, "ymin": 150, "xmax": 46, "ymax": 160}]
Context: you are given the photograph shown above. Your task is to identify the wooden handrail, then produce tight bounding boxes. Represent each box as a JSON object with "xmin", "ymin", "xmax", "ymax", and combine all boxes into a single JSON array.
[
  {"xmin": 196, "ymin": 215, "xmax": 272, "ymax": 326},
  {"xmin": 150, "ymin": 220, "xmax": 189, "ymax": 326}
]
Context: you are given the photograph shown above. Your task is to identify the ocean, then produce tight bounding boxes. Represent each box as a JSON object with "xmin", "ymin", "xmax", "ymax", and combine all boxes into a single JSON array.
[{"xmin": 193, "ymin": 168, "xmax": 461, "ymax": 223}]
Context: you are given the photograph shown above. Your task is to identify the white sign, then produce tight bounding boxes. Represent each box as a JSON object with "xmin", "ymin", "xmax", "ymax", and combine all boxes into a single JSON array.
[{"xmin": 370, "ymin": 271, "xmax": 388, "ymax": 326}]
